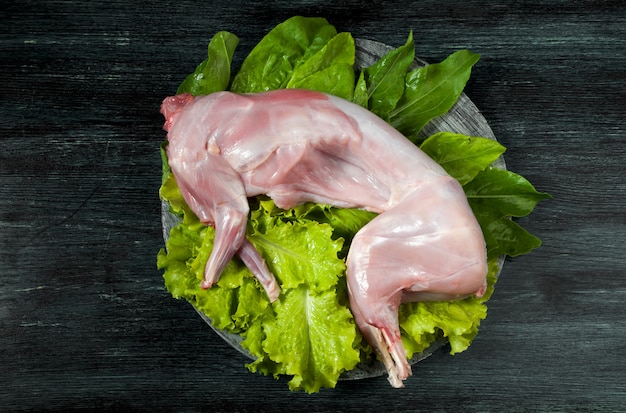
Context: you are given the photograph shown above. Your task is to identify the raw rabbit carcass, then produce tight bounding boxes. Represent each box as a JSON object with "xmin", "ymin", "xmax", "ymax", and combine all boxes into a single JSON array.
[{"xmin": 161, "ymin": 89, "xmax": 488, "ymax": 388}]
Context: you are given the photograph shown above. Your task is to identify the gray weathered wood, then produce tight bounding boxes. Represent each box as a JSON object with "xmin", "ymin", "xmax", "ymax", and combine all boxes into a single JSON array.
[{"xmin": 1, "ymin": 1, "xmax": 625, "ymax": 411}]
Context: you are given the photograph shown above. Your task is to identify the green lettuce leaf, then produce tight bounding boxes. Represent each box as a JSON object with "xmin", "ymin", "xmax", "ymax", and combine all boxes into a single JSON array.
[
  {"xmin": 158, "ymin": 219, "xmax": 269, "ymax": 332},
  {"xmin": 399, "ymin": 257, "xmax": 499, "ymax": 356},
  {"xmin": 159, "ymin": 166, "xmax": 194, "ymax": 223},
  {"xmin": 390, "ymin": 49, "xmax": 480, "ymax": 141},
  {"xmin": 249, "ymin": 219, "xmax": 346, "ymax": 292},
  {"xmin": 157, "ymin": 192, "xmax": 362, "ymax": 392},
  {"xmin": 261, "ymin": 286, "xmax": 361, "ymax": 393},
  {"xmin": 248, "ymin": 198, "xmax": 376, "ymax": 258},
  {"xmin": 159, "ymin": 141, "xmax": 171, "ymax": 184}
]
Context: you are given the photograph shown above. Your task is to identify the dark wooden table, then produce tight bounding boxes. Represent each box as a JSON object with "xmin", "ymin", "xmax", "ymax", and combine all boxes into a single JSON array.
[{"xmin": 2, "ymin": 1, "xmax": 625, "ymax": 411}]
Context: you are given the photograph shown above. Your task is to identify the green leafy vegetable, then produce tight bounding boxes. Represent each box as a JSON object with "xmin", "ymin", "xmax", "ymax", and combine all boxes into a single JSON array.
[
  {"xmin": 159, "ymin": 197, "xmax": 363, "ymax": 393},
  {"xmin": 258, "ymin": 286, "xmax": 361, "ymax": 392},
  {"xmin": 480, "ymin": 214, "xmax": 544, "ymax": 259},
  {"xmin": 356, "ymin": 31, "xmax": 415, "ymax": 118},
  {"xmin": 158, "ymin": 16, "xmax": 550, "ymax": 393},
  {"xmin": 390, "ymin": 49, "xmax": 480, "ymax": 141},
  {"xmin": 177, "ymin": 31, "xmax": 239, "ymax": 95},
  {"xmin": 464, "ymin": 168, "xmax": 553, "ymax": 219},
  {"xmin": 230, "ymin": 16, "xmax": 344, "ymax": 94},
  {"xmin": 159, "ymin": 155, "xmax": 194, "ymax": 223},
  {"xmin": 285, "ymin": 31, "xmax": 356, "ymax": 101},
  {"xmin": 400, "ymin": 258, "xmax": 496, "ymax": 356},
  {"xmin": 159, "ymin": 141, "xmax": 171, "ymax": 185},
  {"xmin": 249, "ymin": 219, "xmax": 346, "ymax": 292},
  {"xmin": 420, "ymin": 132, "xmax": 506, "ymax": 185},
  {"xmin": 464, "ymin": 168, "xmax": 552, "ymax": 258}
]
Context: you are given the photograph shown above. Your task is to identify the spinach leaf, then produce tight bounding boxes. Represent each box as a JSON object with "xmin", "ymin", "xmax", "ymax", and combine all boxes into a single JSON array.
[
  {"xmin": 464, "ymin": 168, "xmax": 551, "ymax": 258},
  {"xmin": 479, "ymin": 212, "xmax": 543, "ymax": 258},
  {"xmin": 389, "ymin": 49, "xmax": 480, "ymax": 141},
  {"xmin": 357, "ymin": 31, "xmax": 415, "ymax": 119},
  {"xmin": 177, "ymin": 31, "xmax": 239, "ymax": 95},
  {"xmin": 352, "ymin": 70, "xmax": 368, "ymax": 108},
  {"xmin": 465, "ymin": 168, "xmax": 552, "ymax": 219},
  {"xmin": 230, "ymin": 16, "xmax": 338, "ymax": 93},
  {"xmin": 420, "ymin": 132, "xmax": 506, "ymax": 185},
  {"xmin": 286, "ymin": 31, "xmax": 356, "ymax": 100}
]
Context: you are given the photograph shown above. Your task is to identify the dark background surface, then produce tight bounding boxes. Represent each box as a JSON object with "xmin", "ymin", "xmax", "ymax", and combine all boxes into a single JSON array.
[{"xmin": 2, "ymin": 1, "xmax": 625, "ymax": 411}]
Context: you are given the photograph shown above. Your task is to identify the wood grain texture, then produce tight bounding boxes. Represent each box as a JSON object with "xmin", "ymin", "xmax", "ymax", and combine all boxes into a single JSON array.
[{"xmin": 1, "ymin": 1, "xmax": 625, "ymax": 411}]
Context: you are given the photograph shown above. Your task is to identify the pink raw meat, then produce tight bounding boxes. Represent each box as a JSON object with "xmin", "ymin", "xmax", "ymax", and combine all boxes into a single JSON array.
[{"xmin": 161, "ymin": 89, "xmax": 488, "ymax": 387}]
